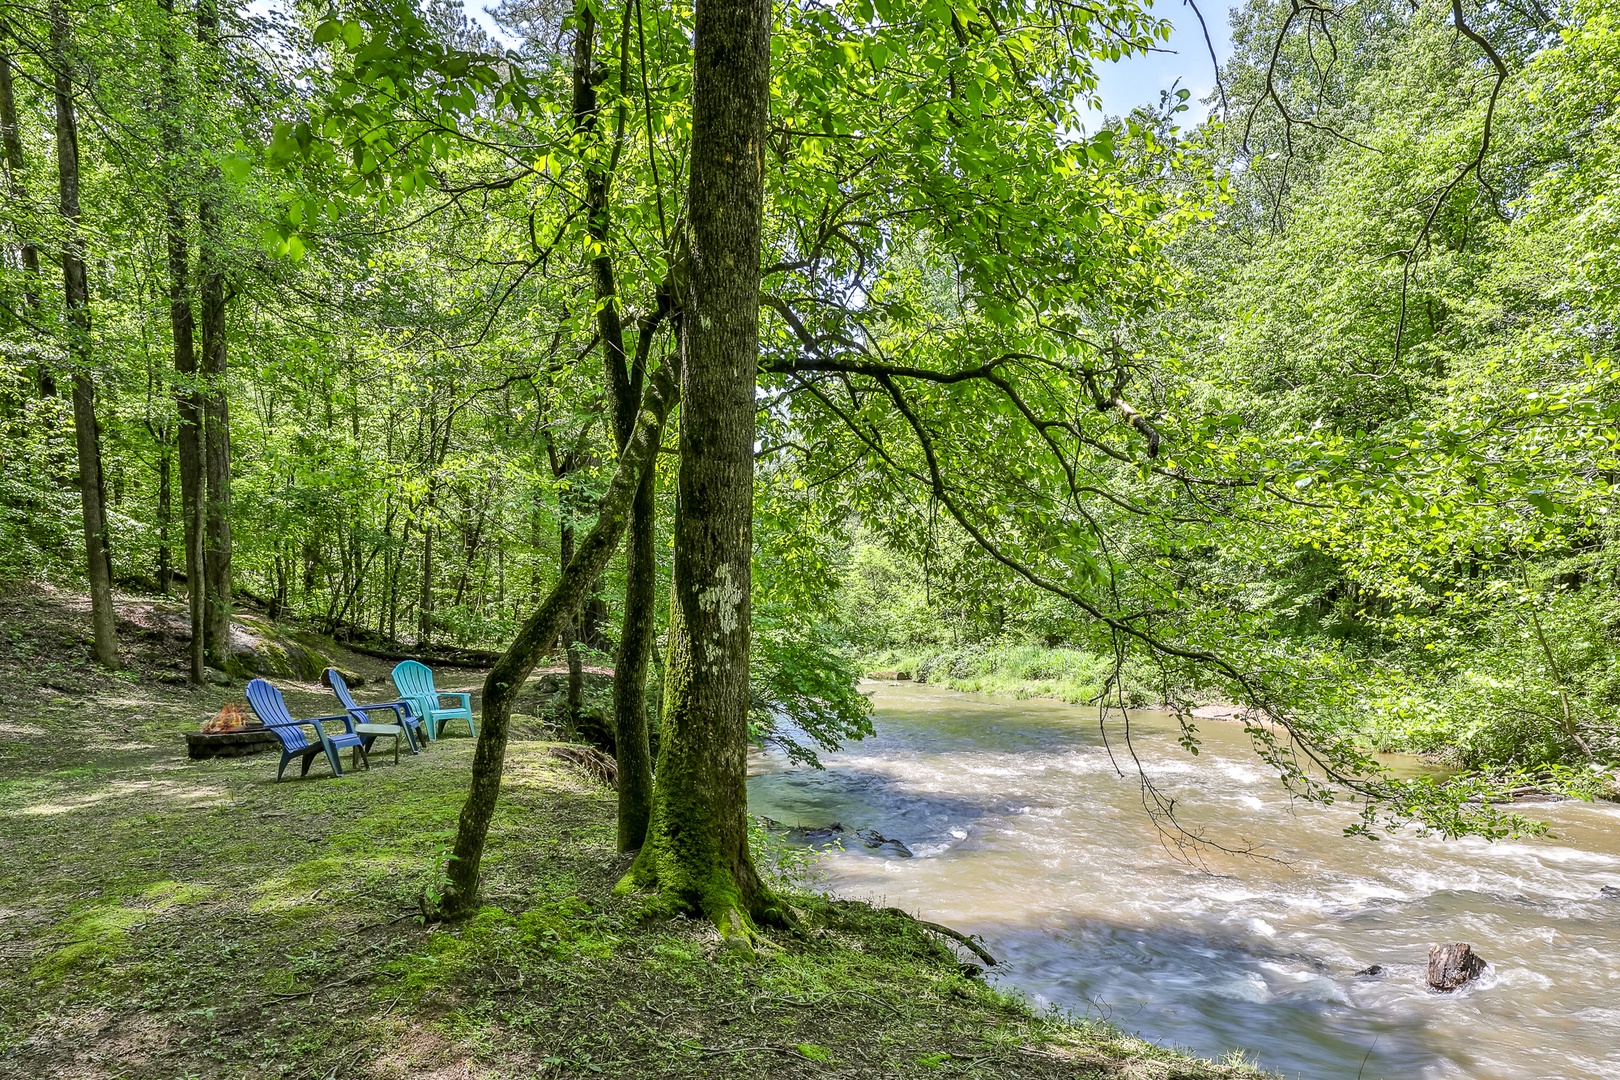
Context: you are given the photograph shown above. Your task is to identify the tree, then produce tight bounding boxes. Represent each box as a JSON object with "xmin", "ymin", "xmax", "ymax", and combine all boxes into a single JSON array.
[
  {"xmin": 49, "ymin": 0, "xmax": 117, "ymax": 668},
  {"xmin": 158, "ymin": 0, "xmax": 205, "ymax": 684},
  {"xmin": 0, "ymin": 25, "xmax": 49, "ymax": 397},
  {"xmin": 432, "ymin": 363, "xmax": 677, "ymax": 917},
  {"xmin": 196, "ymin": 0, "xmax": 233, "ymax": 667},
  {"xmin": 618, "ymin": 0, "xmax": 777, "ymax": 937}
]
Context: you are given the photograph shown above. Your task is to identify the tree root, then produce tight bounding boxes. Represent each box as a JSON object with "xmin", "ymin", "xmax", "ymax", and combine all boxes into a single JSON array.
[
  {"xmin": 549, "ymin": 744, "xmax": 618, "ymax": 789},
  {"xmin": 881, "ymin": 906, "xmax": 998, "ymax": 967}
]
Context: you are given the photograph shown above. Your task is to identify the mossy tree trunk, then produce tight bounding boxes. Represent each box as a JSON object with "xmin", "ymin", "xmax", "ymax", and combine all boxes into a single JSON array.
[
  {"xmin": 620, "ymin": 0, "xmax": 779, "ymax": 939},
  {"xmin": 431, "ymin": 365, "xmax": 678, "ymax": 919},
  {"xmin": 50, "ymin": 0, "xmax": 118, "ymax": 669}
]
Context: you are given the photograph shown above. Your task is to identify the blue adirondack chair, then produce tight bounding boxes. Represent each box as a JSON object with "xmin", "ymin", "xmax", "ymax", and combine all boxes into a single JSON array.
[
  {"xmin": 324, "ymin": 668, "xmax": 426, "ymax": 754},
  {"xmin": 244, "ymin": 678, "xmax": 369, "ymax": 781},
  {"xmin": 391, "ymin": 660, "xmax": 477, "ymax": 740}
]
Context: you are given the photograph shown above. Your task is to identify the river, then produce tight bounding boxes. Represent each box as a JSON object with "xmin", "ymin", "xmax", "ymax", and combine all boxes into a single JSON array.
[{"xmin": 746, "ymin": 681, "xmax": 1620, "ymax": 1080}]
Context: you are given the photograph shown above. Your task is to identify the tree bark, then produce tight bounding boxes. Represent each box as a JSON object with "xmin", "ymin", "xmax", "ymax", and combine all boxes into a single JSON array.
[
  {"xmin": 559, "ymin": 520, "xmax": 584, "ymax": 723},
  {"xmin": 571, "ymin": 0, "xmax": 663, "ymax": 852},
  {"xmin": 0, "ymin": 31, "xmax": 50, "ymax": 396},
  {"xmin": 50, "ymin": 0, "xmax": 117, "ymax": 668},
  {"xmin": 159, "ymin": 0, "xmax": 205, "ymax": 684},
  {"xmin": 431, "ymin": 364, "xmax": 677, "ymax": 919},
  {"xmin": 154, "ymin": 432, "xmax": 173, "ymax": 593},
  {"xmin": 621, "ymin": 0, "xmax": 777, "ymax": 939},
  {"xmin": 613, "ymin": 458, "xmax": 658, "ymax": 849},
  {"xmin": 197, "ymin": 0, "xmax": 232, "ymax": 668}
]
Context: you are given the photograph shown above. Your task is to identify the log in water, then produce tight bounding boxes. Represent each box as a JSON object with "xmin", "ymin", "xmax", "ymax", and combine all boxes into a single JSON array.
[{"xmin": 747, "ymin": 681, "xmax": 1620, "ymax": 1080}]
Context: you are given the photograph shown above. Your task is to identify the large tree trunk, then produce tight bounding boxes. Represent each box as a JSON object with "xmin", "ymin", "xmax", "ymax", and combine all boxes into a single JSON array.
[
  {"xmin": 620, "ymin": 0, "xmax": 776, "ymax": 940},
  {"xmin": 197, "ymin": 0, "xmax": 232, "ymax": 668},
  {"xmin": 431, "ymin": 365, "xmax": 677, "ymax": 919},
  {"xmin": 0, "ymin": 32, "xmax": 50, "ymax": 397},
  {"xmin": 159, "ymin": 0, "xmax": 205, "ymax": 684},
  {"xmin": 50, "ymin": 0, "xmax": 117, "ymax": 668}
]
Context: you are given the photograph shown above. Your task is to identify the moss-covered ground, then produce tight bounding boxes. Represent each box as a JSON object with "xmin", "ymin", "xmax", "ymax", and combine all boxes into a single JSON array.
[{"xmin": 0, "ymin": 585, "xmax": 1266, "ymax": 1079}]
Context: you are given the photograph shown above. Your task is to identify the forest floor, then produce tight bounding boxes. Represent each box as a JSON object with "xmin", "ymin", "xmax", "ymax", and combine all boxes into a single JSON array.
[{"xmin": 0, "ymin": 584, "xmax": 1267, "ymax": 1080}]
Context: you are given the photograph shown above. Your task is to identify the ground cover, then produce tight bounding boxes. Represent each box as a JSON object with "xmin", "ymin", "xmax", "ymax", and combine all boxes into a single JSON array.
[{"xmin": 0, "ymin": 586, "xmax": 1264, "ymax": 1079}]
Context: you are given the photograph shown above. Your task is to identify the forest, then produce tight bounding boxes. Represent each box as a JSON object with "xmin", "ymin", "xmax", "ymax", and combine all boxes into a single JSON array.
[{"xmin": 1, "ymin": 0, "xmax": 1617, "ymax": 1075}]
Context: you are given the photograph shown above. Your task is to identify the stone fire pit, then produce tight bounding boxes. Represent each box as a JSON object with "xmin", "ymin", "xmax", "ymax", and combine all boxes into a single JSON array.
[{"xmin": 186, "ymin": 726, "xmax": 277, "ymax": 759}]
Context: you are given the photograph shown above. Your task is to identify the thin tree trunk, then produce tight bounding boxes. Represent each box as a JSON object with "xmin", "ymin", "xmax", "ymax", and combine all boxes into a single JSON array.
[
  {"xmin": 197, "ymin": 0, "xmax": 232, "ymax": 668},
  {"xmin": 622, "ymin": 0, "xmax": 776, "ymax": 938},
  {"xmin": 613, "ymin": 460, "xmax": 658, "ymax": 848},
  {"xmin": 432, "ymin": 365, "xmax": 677, "ymax": 919},
  {"xmin": 559, "ymin": 520, "xmax": 584, "ymax": 723},
  {"xmin": 419, "ymin": 498, "xmax": 434, "ymax": 644},
  {"xmin": 0, "ymin": 32, "xmax": 50, "ymax": 397},
  {"xmin": 571, "ymin": 0, "xmax": 664, "ymax": 851},
  {"xmin": 155, "ymin": 434, "xmax": 172, "ymax": 592},
  {"xmin": 50, "ymin": 0, "xmax": 117, "ymax": 668},
  {"xmin": 158, "ymin": 0, "xmax": 205, "ymax": 684}
]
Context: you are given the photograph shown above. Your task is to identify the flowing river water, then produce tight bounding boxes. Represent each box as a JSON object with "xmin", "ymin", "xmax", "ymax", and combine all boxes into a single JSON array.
[{"xmin": 746, "ymin": 682, "xmax": 1620, "ymax": 1080}]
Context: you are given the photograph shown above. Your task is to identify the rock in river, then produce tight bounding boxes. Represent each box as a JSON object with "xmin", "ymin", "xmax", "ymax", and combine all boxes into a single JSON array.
[{"xmin": 1427, "ymin": 943, "xmax": 1486, "ymax": 991}]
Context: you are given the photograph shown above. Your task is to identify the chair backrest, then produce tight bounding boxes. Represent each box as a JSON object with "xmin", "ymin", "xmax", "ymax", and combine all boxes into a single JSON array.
[
  {"xmin": 324, "ymin": 668, "xmax": 360, "ymax": 713},
  {"xmin": 392, "ymin": 660, "xmax": 435, "ymax": 701},
  {"xmin": 245, "ymin": 679, "xmax": 311, "ymax": 751}
]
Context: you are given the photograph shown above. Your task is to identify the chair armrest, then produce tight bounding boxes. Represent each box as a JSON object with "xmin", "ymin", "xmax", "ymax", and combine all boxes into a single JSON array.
[
  {"xmin": 307, "ymin": 713, "xmax": 357, "ymax": 737},
  {"xmin": 350, "ymin": 702, "xmax": 409, "ymax": 723},
  {"xmin": 439, "ymin": 692, "xmax": 473, "ymax": 710}
]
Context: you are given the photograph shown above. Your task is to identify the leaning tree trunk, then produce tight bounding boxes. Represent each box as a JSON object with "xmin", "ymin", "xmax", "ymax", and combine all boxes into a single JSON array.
[
  {"xmin": 430, "ymin": 365, "xmax": 678, "ymax": 919},
  {"xmin": 197, "ymin": 0, "xmax": 232, "ymax": 668},
  {"xmin": 620, "ymin": 0, "xmax": 779, "ymax": 940},
  {"xmin": 50, "ymin": 0, "xmax": 117, "ymax": 669},
  {"xmin": 159, "ymin": 0, "xmax": 205, "ymax": 684}
]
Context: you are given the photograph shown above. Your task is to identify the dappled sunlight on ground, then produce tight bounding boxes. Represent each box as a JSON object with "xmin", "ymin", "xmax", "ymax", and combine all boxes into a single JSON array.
[{"xmin": 12, "ymin": 777, "xmax": 232, "ymax": 817}]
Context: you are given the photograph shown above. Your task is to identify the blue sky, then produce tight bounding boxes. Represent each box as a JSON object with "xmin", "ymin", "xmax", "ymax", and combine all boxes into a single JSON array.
[{"xmin": 1087, "ymin": 0, "xmax": 1234, "ymax": 122}]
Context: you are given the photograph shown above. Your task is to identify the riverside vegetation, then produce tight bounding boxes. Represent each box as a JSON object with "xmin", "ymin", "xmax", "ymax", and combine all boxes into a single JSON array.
[{"xmin": 3, "ymin": 0, "xmax": 1620, "ymax": 1073}]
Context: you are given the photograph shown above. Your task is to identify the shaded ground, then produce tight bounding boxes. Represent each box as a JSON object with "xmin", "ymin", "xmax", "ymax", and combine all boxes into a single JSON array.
[{"xmin": 0, "ymin": 584, "xmax": 1266, "ymax": 1079}]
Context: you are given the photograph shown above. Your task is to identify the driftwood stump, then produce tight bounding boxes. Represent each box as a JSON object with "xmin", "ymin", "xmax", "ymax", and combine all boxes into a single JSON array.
[{"xmin": 1428, "ymin": 943, "xmax": 1486, "ymax": 991}]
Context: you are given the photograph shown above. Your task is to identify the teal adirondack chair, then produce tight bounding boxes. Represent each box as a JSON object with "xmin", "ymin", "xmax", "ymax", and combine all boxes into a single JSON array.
[{"xmin": 392, "ymin": 660, "xmax": 476, "ymax": 740}]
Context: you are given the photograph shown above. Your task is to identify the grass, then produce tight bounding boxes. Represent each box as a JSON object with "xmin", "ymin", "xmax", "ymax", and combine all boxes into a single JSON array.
[{"xmin": 0, "ymin": 584, "xmax": 1266, "ymax": 1079}]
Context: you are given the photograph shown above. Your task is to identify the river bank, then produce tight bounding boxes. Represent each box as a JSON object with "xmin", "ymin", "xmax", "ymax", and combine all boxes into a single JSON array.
[{"xmin": 0, "ymin": 585, "xmax": 1262, "ymax": 1079}]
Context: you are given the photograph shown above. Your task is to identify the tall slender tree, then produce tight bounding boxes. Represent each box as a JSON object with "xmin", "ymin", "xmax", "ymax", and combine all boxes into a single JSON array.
[
  {"xmin": 196, "ymin": 0, "xmax": 232, "ymax": 666},
  {"xmin": 621, "ymin": 0, "xmax": 778, "ymax": 937},
  {"xmin": 0, "ymin": 27, "xmax": 49, "ymax": 397},
  {"xmin": 49, "ymin": 0, "xmax": 117, "ymax": 667},
  {"xmin": 159, "ymin": 0, "xmax": 205, "ymax": 684}
]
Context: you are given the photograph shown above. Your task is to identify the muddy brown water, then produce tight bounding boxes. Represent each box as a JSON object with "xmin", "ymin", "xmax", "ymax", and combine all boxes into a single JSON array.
[{"xmin": 746, "ymin": 682, "xmax": 1620, "ymax": 1080}]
